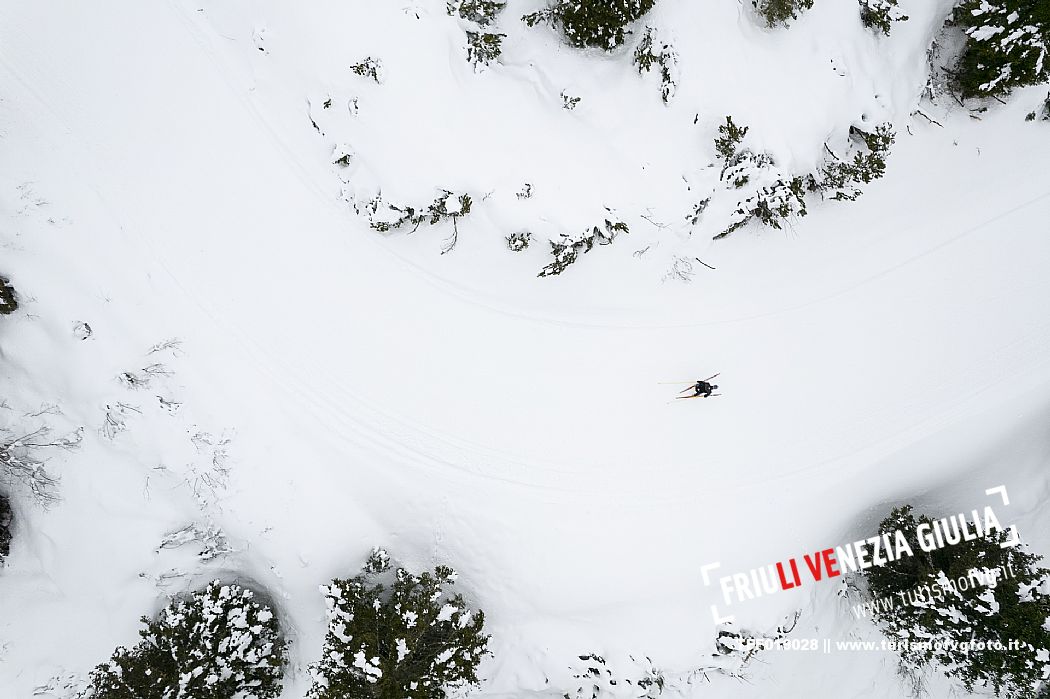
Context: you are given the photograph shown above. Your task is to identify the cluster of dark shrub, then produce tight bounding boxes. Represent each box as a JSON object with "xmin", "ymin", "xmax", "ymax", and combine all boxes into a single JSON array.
[
  {"xmin": 507, "ymin": 230, "xmax": 532, "ymax": 251},
  {"xmin": 350, "ymin": 57, "xmax": 384, "ymax": 83},
  {"xmin": 711, "ymin": 116, "xmax": 809, "ymax": 239},
  {"xmin": 362, "ymin": 190, "xmax": 473, "ymax": 255},
  {"xmin": 710, "ymin": 116, "xmax": 894, "ymax": 239},
  {"xmin": 344, "ymin": 1, "xmax": 1044, "ymax": 270},
  {"xmin": 364, "ymin": 191, "xmax": 473, "ymax": 235},
  {"xmin": 539, "ymin": 214, "xmax": 629, "ymax": 277}
]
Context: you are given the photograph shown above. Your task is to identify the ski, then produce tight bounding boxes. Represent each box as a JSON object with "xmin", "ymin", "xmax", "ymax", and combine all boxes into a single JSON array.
[
  {"xmin": 659, "ymin": 369, "xmax": 718, "ymax": 386},
  {"xmin": 675, "ymin": 393, "xmax": 721, "ymax": 400}
]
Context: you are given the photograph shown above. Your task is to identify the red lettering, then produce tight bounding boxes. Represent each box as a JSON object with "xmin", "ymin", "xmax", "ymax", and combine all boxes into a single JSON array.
[
  {"xmin": 823, "ymin": 548, "xmax": 841, "ymax": 577},
  {"xmin": 804, "ymin": 552, "xmax": 824, "ymax": 581}
]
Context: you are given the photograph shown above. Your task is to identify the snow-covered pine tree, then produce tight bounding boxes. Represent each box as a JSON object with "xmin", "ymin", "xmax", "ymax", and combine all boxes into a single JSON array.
[
  {"xmin": 954, "ymin": 0, "xmax": 1050, "ymax": 98},
  {"xmin": 753, "ymin": 0, "xmax": 814, "ymax": 28},
  {"xmin": 720, "ymin": 177, "xmax": 808, "ymax": 238},
  {"xmin": 0, "ymin": 275, "xmax": 17, "ymax": 315},
  {"xmin": 712, "ymin": 116, "xmax": 808, "ymax": 238},
  {"xmin": 865, "ymin": 506, "xmax": 1050, "ymax": 699},
  {"xmin": 538, "ymin": 215, "xmax": 628, "ymax": 276},
  {"xmin": 449, "ymin": 0, "xmax": 507, "ymax": 68},
  {"xmin": 361, "ymin": 190, "xmax": 472, "ymax": 254},
  {"xmin": 308, "ymin": 548, "xmax": 490, "ymax": 699},
  {"xmin": 561, "ymin": 91, "xmax": 582, "ymax": 110},
  {"xmin": 466, "ymin": 31, "xmax": 506, "ymax": 68},
  {"xmin": 859, "ymin": 0, "xmax": 908, "ymax": 36},
  {"xmin": 507, "ymin": 230, "xmax": 532, "ymax": 251},
  {"xmin": 87, "ymin": 580, "xmax": 286, "ymax": 699},
  {"xmin": 0, "ymin": 492, "xmax": 11, "ymax": 561},
  {"xmin": 448, "ymin": 0, "xmax": 506, "ymax": 26},
  {"xmin": 523, "ymin": 0, "xmax": 657, "ymax": 50},
  {"xmin": 714, "ymin": 115, "xmax": 749, "ymax": 164},
  {"xmin": 633, "ymin": 27, "xmax": 678, "ymax": 104},
  {"xmin": 820, "ymin": 123, "xmax": 895, "ymax": 200},
  {"xmin": 350, "ymin": 57, "xmax": 385, "ymax": 84},
  {"xmin": 363, "ymin": 191, "xmax": 472, "ymax": 234}
]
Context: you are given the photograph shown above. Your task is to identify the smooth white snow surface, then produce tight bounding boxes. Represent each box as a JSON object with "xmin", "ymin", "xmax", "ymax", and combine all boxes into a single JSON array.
[{"xmin": 0, "ymin": 0, "xmax": 1049, "ymax": 696}]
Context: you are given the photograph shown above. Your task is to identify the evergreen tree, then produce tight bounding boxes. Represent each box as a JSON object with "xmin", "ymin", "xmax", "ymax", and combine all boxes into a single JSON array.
[
  {"xmin": 506, "ymin": 231, "xmax": 532, "ymax": 251},
  {"xmin": 0, "ymin": 276, "xmax": 17, "ymax": 315},
  {"xmin": 449, "ymin": 0, "xmax": 507, "ymax": 67},
  {"xmin": 350, "ymin": 57, "xmax": 385, "ymax": 84},
  {"xmin": 538, "ymin": 216, "xmax": 628, "ymax": 276},
  {"xmin": 714, "ymin": 116, "xmax": 749, "ymax": 164},
  {"xmin": 954, "ymin": 0, "xmax": 1050, "ymax": 97},
  {"xmin": 466, "ymin": 31, "xmax": 506, "ymax": 68},
  {"xmin": 87, "ymin": 581, "xmax": 286, "ymax": 699},
  {"xmin": 523, "ymin": 0, "xmax": 657, "ymax": 50},
  {"xmin": 865, "ymin": 506, "xmax": 1050, "ymax": 699},
  {"xmin": 859, "ymin": 0, "xmax": 908, "ymax": 36},
  {"xmin": 448, "ymin": 0, "xmax": 506, "ymax": 26},
  {"xmin": 820, "ymin": 123, "xmax": 895, "ymax": 200},
  {"xmin": 0, "ymin": 493, "xmax": 11, "ymax": 561},
  {"xmin": 753, "ymin": 0, "xmax": 814, "ymax": 28},
  {"xmin": 633, "ymin": 27, "xmax": 678, "ymax": 103},
  {"xmin": 719, "ymin": 176, "xmax": 807, "ymax": 238},
  {"xmin": 712, "ymin": 116, "xmax": 808, "ymax": 238},
  {"xmin": 309, "ymin": 548, "xmax": 490, "ymax": 699},
  {"xmin": 364, "ymin": 191, "xmax": 472, "ymax": 234}
]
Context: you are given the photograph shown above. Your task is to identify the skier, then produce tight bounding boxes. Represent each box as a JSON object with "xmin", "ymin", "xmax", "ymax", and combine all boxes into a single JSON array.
[
  {"xmin": 692, "ymin": 378, "xmax": 718, "ymax": 397},
  {"xmin": 672, "ymin": 373, "xmax": 720, "ymax": 399}
]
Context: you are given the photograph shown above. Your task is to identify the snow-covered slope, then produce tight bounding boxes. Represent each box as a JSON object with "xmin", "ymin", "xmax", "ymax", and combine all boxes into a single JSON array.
[{"xmin": 1, "ymin": 0, "xmax": 1048, "ymax": 696}]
